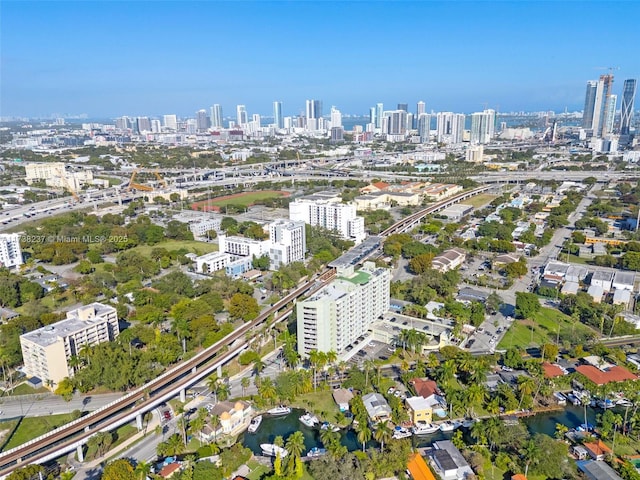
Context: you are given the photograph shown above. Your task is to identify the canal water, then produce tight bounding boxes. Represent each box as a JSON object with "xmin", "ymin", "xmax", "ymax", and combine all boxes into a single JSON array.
[{"xmin": 241, "ymin": 405, "xmax": 604, "ymax": 455}]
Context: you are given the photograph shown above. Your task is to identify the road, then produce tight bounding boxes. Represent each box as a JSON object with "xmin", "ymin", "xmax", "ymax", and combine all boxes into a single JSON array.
[{"xmin": 0, "ymin": 393, "xmax": 123, "ymax": 419}]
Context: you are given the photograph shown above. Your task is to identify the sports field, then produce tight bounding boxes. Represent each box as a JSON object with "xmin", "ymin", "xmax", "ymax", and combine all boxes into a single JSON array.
[{"xmin": 191, "ymin": 190, "xmax": 289, "ymax": 212}]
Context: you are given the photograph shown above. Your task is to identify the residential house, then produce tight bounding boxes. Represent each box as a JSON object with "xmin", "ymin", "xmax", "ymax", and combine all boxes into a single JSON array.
[
  {"xmin": 575, "ymin": 364, "xmax": 638, "ymax": 386},
  {"xmin": 359, "ymin": 182, "xmax": 390, "ymax": 194},
  {"xmin": 456, "ymin": 287, "xmax": 488, "ymax": 304},
  {"xmin": 430, "ymin": 440, "xmax": 474, "ymax": 480},
  {"xmin": 565, "ymin": 265, "xmax": 588, "ymax": 284},
  {"xmin": 362, "ymin": 392, "xmax": 391, "ymax": 422},
  {"xmin": 561, "ymin": 281, "xmax": 579, "ymax": 295},
  {"xmin": 541, "ymin": 362, "xmax": 565, "ymax": 379},
  {"xmin": 587, "ymin": 284, "xmax": 604, "ymax": 303},
  {"xmin": 613, "ymin": 289, "xmax": 632, "ymax": 308},
  {"xmin": 577, "ymin": 460, "xmax": 623, "ymax": 480},
  {"xmin": 493, "ymin": 253, "xmax": 520, "ymax": 268},
  {"xmin": 613, "ymin": 271, "xmax": 635, "ymax": 291},
  {"xmin": 407, "ymin": 453, "xmax": 437, "ymax": 480},
  {"xmin": 583, "ymin": 440, "xmax": 613, "ymax": 461},
  {"xmin": 405, "ymin": 396, "xmax": 434, "ymax": 424},
  {"xmin": 158, "ymin": 463, "xmax": 182, "ymax": 479},
  {"xmin": 410, "ymin": 378, "xmax": 440, "ymax": 398},
  {"xmin": 591, "ymin": 270, "xmax": 614, "ymax": 293},
  {"xmin": 432, "ymin": 248, "xmax": 466, "ymax": 272},
  {"xmin": 571, "ymin": 445, "xmax": 589, "ymax": 460},
  {"xmin": 332, "ymin": 388, "xmax": 353, "ymax": 412}
]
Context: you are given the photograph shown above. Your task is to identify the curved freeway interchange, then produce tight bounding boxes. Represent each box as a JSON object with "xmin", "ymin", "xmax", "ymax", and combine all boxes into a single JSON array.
[{"xmin": 0, "ymin": 185, "xmax": 498, "ymax": 475}]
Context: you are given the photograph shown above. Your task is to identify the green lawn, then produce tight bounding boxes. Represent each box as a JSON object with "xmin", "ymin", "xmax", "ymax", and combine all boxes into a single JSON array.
[
  {"xmin": 498, "ymin": 307, "xmax": 598, "ymax": 350},
  {"xmin": 463, "ymin": 194, "xmax": 498, "ymax": 209},
  {"xmin": 84, "ymin": 423, "xmax": 138, "ymax": 461},
  {"xmin": 0, "ymin": 419, "xmax": 21, "ymax": 451},
  {"xmin": 246, "ymin": 459, "xmax": 270, "ymax": 480},
  {"xmin": 209, "ymin": 191, "xmax": 286, "ymax": 208},
  {"xmin": 6, "ymin": 383, "xmax": 49, "ymax": 395},
  {"xmin": 290, "ymin": 390, "xmax": 340, "ymax": 423},
  {"xmin": 2, "ymin": 413, "xmax": 79, "ymax": 451},
  {"xmin": 127, "ymin": 239, "xmax": 218, "ymax": 257}
]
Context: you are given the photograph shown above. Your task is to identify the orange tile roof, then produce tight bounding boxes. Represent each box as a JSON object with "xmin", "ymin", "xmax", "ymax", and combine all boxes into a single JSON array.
[
  {"xmin": 511, "ymin": 475, "xmax": 528, "ymax": 480},
  {"xmin": 584, "ymin": 440, "xmax": 612, "ymax": 456},
  {"xmin": 159, "ymin": 463, "xmax": 181, "ymax": 478},
  {"xmin": 410, "ymin": 378, "xmax": 439, "ymax": 398},
  {"xmin": 407, "ymin": 452, "xmax": 436, "ymax": 480},
  {"xmin": 372, "ymin": 181, "xmax": 390, "ymax": 190},
  {"xmin": 542, "ymin": 362, "xmax": 564, "ymax": 378},
  {"xmin": 576, "ymin": 365, "xmax": 638, "ymax": 385}
]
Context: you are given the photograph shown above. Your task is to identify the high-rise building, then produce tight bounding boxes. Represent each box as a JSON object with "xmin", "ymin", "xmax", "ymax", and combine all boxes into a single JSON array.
[
  {"xmin": 273, "ymin": 101, "xmax": 283, "ymax": 129},
  {"xmin": 305, "ymin": 99, "xmax": 323, "ymax": 130},
  {"xmin": 386, "ymin": 110, "xmax": 408, "ymax": 135},
  {"xmin": 151, "ymin": 119, "xmax": 161, "ymax": 133},
  {"xmin": 196, "ymin": 109, "xmax": 210, "ymax": 132},
  {"xmin": 585, "ymin": 74, "xmax": 615, "ymax": 137},
  {"xmin": 330, "ymin": 106, "xmax": 342, "ymax": 128},
  {"xmin": 436, "ymin": 112, "xmax": 465, "ymax": 144},
  {"xmin": 620, "ymin": 79, "xmax": 637, "ymax": 136},
  {"xmin": 289, "ymin": 193, "xmax": 365, "ymax": 244},
  {"xmin": 375, "ymin": 103, "xmax": 384, "ymax": 129},
  {"xmin": 236, "ymin": 105, "xmax": 248, "ymax": 126},
  {"xmin": 163, "ymin": 114, "xmax": 178, "ymax": 130},
  {"xmin": 417, "ymin": 113, "xmax": 431, "ymax": 143},
  {"xmin": 0, "ymin": 234, "xmax": 23, "ymax": 269},
  {"xmin": 470, "ymin": 109, "xmax": 495, "ymax": 144},
  {"xmin": 210, "ymin": 104, "xmax": 223, "ymax": 128},
  {"xmin": 20, "ymin": 303, "xmax": 119, "ymax": 388},
  {"xmin": 582, "ymin": 80, "xmax": 598, "ymax": 129},
  {"xmin": 268, "ymin": 219, "xmax": 306, "ymax": 270},
  {"xmin": 604, "ymin": 94, "xmax": 617, "ymax": 136},
  {"xmin": 397, "ymin": 103, "xmax": 408, "ymax": 112},
  {"xmin": 369, "ymin": 107, "xmax": 376, "ymax": 126},
  {"xmin": 296, "ymin": 262, "xmax": 390, "ymax": 357},
  {"xmin": 417, "ymin": 101, "xmax": 426, "ymax": 116},
  {"xmin": 115, "ymin": 116, "xmax": 131, "ymax": 130},
  {"xmin": 136, "ymin": 117, "xmax": 151, "ymax": 134}
]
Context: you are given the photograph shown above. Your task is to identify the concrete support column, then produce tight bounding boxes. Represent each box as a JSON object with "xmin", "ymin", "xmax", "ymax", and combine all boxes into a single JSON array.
[
  {"xmin": 180, "ymin": 389, "xmax": 186, "ymax": 403},
  {"xmin": 217, "ymin": 365, "xmax": 222, "ymax": 377},
  {"xmin": 192, "ymin": 366, "xmax": 197, "ymax": 374},
  {"xmin": 77, "ymin": 444, "xmax": 84, "ymax": 463},
  {"xmin": 136, "ymin": 413, "xmax": 143, "ymax": 431},
  {"xmin": 85, "ymin": 426, "xmax": 90, "ymax": 432}
]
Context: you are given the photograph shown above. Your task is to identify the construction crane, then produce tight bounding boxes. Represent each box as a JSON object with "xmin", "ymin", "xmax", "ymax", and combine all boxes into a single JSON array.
[
  {"xmin": 54, "ymin": 167, "xmax": 80, "ymax": 202},
  {"xmin": 127, "ymin": 168, "xmax": 167, "ymax": 192}
]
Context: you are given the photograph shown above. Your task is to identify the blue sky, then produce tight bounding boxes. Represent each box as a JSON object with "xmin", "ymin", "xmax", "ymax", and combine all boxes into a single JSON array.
[{"xmin": 2, "ymin": 1, "xmax": 639, "ymax": 118}]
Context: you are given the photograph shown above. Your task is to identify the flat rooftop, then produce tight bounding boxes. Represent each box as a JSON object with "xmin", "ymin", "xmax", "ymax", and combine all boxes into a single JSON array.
[{"xmin": 21, "ymin": 303, "xmax": 115, "ymax": 348}]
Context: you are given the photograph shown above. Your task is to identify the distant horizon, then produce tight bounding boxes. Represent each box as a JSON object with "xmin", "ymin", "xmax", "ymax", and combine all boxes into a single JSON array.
[{"xmin": 2, "ymin": 1, "xmax": 639, "ymax": 118}]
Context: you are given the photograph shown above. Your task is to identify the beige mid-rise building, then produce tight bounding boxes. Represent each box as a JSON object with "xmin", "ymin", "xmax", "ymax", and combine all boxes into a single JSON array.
[{"xmin": 20, "ymin": 303, "xmax": 119, "ymax": 388}]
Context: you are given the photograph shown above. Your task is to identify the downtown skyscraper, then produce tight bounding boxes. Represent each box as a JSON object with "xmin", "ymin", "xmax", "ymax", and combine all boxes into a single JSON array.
[
  {"xmin": 305, "ymin": 99, "xmax": 323, "ymax": 130},
  {"xmin": 582, "ymin": 74, "xmax": 615, "ymax": 137},
  {"xmin": 470, "ymin": 109, "xmax": 495, "ymax": 144},
  {"xmin": 620, "ymin": 79, "xmax": 637, "ymax": 136},
  {"xmin": 236, "ymin": 105, "xmax": 248, "ymax": 126},
  {"xmin": 436, "ymin": 112, "xmax": 465, "ymax": 144},
  {"xmin": 210, "ymin": 104, "xmax": 223, "ymax": 128},
  {"xmin": 273, "ymin": 101, "xmax": 283, "ymax": 129}
]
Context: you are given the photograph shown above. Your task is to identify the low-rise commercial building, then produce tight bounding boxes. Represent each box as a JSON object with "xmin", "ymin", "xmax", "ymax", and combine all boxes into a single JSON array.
[{"xmin": 432, "ymin": 248, "xmax": 466, "ymax": 273}]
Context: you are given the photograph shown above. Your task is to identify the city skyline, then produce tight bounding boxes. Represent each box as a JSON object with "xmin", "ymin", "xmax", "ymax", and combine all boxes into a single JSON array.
[{"xmin": 2, "ymin": 1, "xmax": 640, "ymax": 117}]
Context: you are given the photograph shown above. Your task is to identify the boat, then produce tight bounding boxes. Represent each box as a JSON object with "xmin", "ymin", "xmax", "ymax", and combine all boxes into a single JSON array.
[
  {"xmin": 412, "ymin": 422, "xmax": 440, "ymax": 435},
  {"xmin": 267, "ymin": 405, "xmax": 291, "ymax": 416},
  {"xmin": 617, "ymin": 398, "xmax": 633, "ymax": 407},
  {"xmin": 439, "ymin": 421, "xmax": 456, "ymax": 432},
  {"xmin": 299, "ymin": 413, "xmax": 319, "ymax": 428},
  {"xmin": 248, "ymin": 415, "xmax": 262, "ymax": 433},
  {"xmin": 320, "ymin": 421, "xmax": 340, "ymax": 432},
  {"xmin": 553, "ymin": 392, "xmax": 567, "ymax": 405},
  {"xmin": 306, "ymin": 447, "xmax": 327, "ymax": 458},
  {"xmin": 261, "ymin": 444, "xmax": 288, "ymax": 457},
  {"xmin": 566, "ymin": 393, "xmax": 580, "ymax": 406},
  {"xmin": 597, "ymin": 398, "xmax": 615, "ymax": 409},
  {"xmin": 393, "ymin": 426, "xmax": 413, "ymax": 439}
]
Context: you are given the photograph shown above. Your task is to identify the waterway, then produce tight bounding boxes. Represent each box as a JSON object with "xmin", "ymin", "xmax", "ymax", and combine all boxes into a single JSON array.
[{"xmin": 241, "ymin": 405, "xmax": 607, "ymax": 456}]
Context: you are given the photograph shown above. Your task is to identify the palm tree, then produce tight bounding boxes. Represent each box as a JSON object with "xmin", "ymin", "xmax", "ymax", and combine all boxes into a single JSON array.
[
  {"xmin": 258, "ymin": 377, "xmax": 277, "ymax": 403},
  {"xmin": 464, "ymin": 384, "xmax": 487, "ymax": 417},
  {"xmin": 363, "ymin": 359, "xmax": 377, "ymax": 387},
  {"xmin": 241, "ymin": 377, "xmax": 250, "ymax": 397},
  {"xmin": 216, "ymin": 382, "xmax": 230, "ymax": 402},
  {"xmin": 210, "ymin": 414, "xmax": 221, "ymax": 442},
  {"xmin": 177, "ymin": 416, "xmax": 189, "ymax": 447},
  {"xmin": 134, "ymin": 460, "xmax": 151, "ymax": 480},
  {"xmin": 253, "ymin": 358, "xmax": 266, "ymax": 375},
  {"xmin": 554, "ymin": 423, "xmax": 568, "ymax": 440},
  {"xmin": 189, "ymin": 415, "xmax": 206, "ymax": 447},
  {"xmin": 308, "ymin": 350, "xmax": 326, "ymax": 390},
  {"xmin": 521, "ymin": 439, "xmax": 540, "ymax": 477},
  {"xmin": 484, "ymin": 417, "xmax": 502, "ymax": 451},
  {"xmin": 285, "ymin": 431, "xmax": 305, "ymax": 474},
  {"xmin": 319, "ymin": 428, "xmax": 339, "ymax": 449},
  {"xmin": 167, "ymin": 433, "xmax": 185, "ymax": 456},
  {"xmin": 373, "ymin": 421, "xmax": 392, "ymax": 452},
  {"xmin": 355, "ymin": 423, "xmax": 372, "ymax": 452},
  {"xmin": 206, "ymin": 374, "xmax": 221, "ymax": 402},
  {"xmin": 274, "ymin": 435, "xmax": 285, "ymax": 448}
]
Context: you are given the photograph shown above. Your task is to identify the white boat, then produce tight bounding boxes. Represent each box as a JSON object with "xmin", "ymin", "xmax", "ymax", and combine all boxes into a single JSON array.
[
  {"xmin": 566, "ymin": 393, "xmax": 580, "ymax": 406},
  {"xmin": 553, "ymin": 392, "xmax": 567, "ymax": 405},
  {"xmin": 306, "ymin": 447, "xmax": 327, "ymax": 457},
  {"xmin": 617, "ymin": 399, "xmax": 633, "ymax": 407},
  {"xmin": 267, "ymin": 405, "xmax": 291, "ymax": 416},
  {"xmin": 439, "ymin": 421, "xmax": 457, "ymax": 432},
  {"xmin": 248, "ymin": 415, "xmax": 262, "ymax": 433},
  {"xmin": 261, "ymin": 443, "xmax": 288, "ymax": 457},
  {"xmin": 299, "ymin": 413, "xmax": 319, "ymax": 427},
  {"xmin": 597, "ymin": 398, "xmax": 615, "ymax": 409},
  {"xmin": 412, "ymin": 422, "xmax": 440, "ymax": 435},
  {"xmin": 393, "ymin": 426, "xmax": 413, "ymax": 439},
  {"xmin": 320, "ymin": 421, "xmax": 340, "ymax": 432}
]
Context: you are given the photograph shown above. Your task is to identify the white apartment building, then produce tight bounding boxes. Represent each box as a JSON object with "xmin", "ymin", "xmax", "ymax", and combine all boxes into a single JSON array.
[
  {"xmin": 268, "ymin": 219, "xmax": 306, "ymax": 270},
  {"xmin": 0, "ymin": 233, "xmax": 23, "ymax": 268},
  {"xmin": 189, "ymin": 217, "xmax": 222, "ymax": 237},
  {"xmin": 20, "ymin": 303, "xmax": 119, "ymax": 388},
  {"xmin": 296, "ymin": 262, "xmax": 390, "ymax": 357},
  {"xmin": 193, "ymin": 251, "xmax": 253, "ymax": 278},
  {"xmin": 218, "ymin": 234, "xmax": 270, "ymax": 259},
  {"xmin": 289, "ymin": 195, "xmax": 366, "ymax": 244},
  {"xmin": 24, "ymin": 162, "xmax": 94, "ymax": 191}
]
